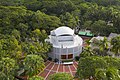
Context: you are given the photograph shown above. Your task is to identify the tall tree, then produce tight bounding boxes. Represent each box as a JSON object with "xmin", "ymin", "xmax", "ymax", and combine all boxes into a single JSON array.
[
  {"xmin": 0, "ymin": 57, "xmax": 18, "ymax": 80},
  {"xmin": 111, "ymin": 36, "xmax": 120, "ymax": 56},
  {"xmin": 95, "ymin": 68, "xmax": 120, "ymax": 80},
  {"xmin": 98, "ymin": 37, "xmax": 109, "ymax": 56},
  {"xmin": 77, "ymin": 56, "xmax": 108, "ymax": 79},
  {"xmin": 77, "ymin": 56, "xmax": 120, "ymax": 80},
  {"xmin": 91, "ymin": 20, "xmax": 107, "ymax": 36},
  {"xmin": 60, "ymin": 12, "xmax": 77, "ymax": 28},
  {"xmin": 23, "ymin": 54, "xmax": 45, "ymax": 76}
]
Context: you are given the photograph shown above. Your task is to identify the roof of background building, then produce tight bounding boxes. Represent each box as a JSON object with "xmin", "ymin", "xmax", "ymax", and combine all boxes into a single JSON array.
[
  {"xmin": 78, "ymin": 31, "xmax": 94, "ymax": 37},
  {"xmin": 78, "ymin": 31, "xmax": 86, "ymax": 35},
  {"xmin": 89, "ymin": 36, "xmax": 104, "ymax": 42},
  {"xmin": 108, "ymin": 33, "xmax": 119, "ymax": 40}
]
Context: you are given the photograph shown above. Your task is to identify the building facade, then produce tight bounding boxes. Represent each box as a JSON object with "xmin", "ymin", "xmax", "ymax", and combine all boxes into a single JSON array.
[{"xmin": 46, "ymin": 26, "xmax": 83, "ymax": 61}]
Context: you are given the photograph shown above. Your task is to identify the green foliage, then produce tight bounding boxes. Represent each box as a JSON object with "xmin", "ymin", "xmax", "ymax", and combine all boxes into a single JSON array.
[
  {"xmin": 40, "ymin": 0, "xmax": 77, "ymax": 16},
  {"xmin": 0, "ymin": 57, "xmax": 18, "ymax": 80},
  {"xmin": 21, "ymin": 41, "xmax": 51, "ymax": 59},
  {"xmin": 23, "ymin": 54, "xmax": 45, "ymax": 76},
  {"xmin": 0, "ymin": 35, "xmax": 22, "ymax": 60},
  {"xmin": 111, "ymin": 36, "xmax": 120, "ymax": 55},
  {"xmin": 80, "ymin": 46, "xmax": 95, "ymax": 57},
  {"xmin": 89, "ymin": 37, "xmax": 110, "ymax": 56},
  {"xmin": 29, "ymin": 76, "xmax": 44, "ymax": 80},
  {"xmin": 0, "ymin": 0, "xmax": 120, "ymax": 79},
  {"xmin": 96, "ymin": 37, "xmax": 109, "ymax": 56},
  {"xmin": 85, "ymin": 0, "xmax": 120, "ymax": 6},
  {"xmin": 106, "ymin": 67, "xmax": 120, "ymax": 80},
  {"xmin": 95, "ymin": 68, "xmax": 107, "ymax": 80},
  {"xmin": 31, "ymin": 29, "xmax": 47, "ymax": 42},
  {"xmin": 99, "ymin": 37, "xmax": 109, "ymax": 51},
  {"xmin": 83, "ymin": 20, "xmax": 92, "ymax": 29},
  {"xmin": 0, "ymin": 6, "xmax": 61, "ymax": 39},
  {"xmin": 77, "ymin": 56, "xmax": 108, "ymax": 79},
  {"xmin": 32, "ymin": 10, "xmax": 61, "ymax": 31},
  {"xmin": 75, "ymin": 56, "xmax": 80, "ymax": 61},
  {"xmin": 49, "ymin": 73, "xmax": 73, "ymax": 80},
  {"xmin": 95, "ymin": 67, "xmax": 120, "ymax": 80},
  {"xmin": 77, "ymin": 56, "xmax": 120, "ymax": 79},
  {"xmin": 104, "ymin": 56, "xmax": 120, "ymax": 69},
  {"xmin": 60, "ymin": 12, "xmax": 78, "ymax": 28},
  {"xmin": 91, "ymin": 20, "xmax": 108, "ymax": 36},
  {"xmin": 11, "ymin": 29, "xmax": 21, "ymax": 40}
]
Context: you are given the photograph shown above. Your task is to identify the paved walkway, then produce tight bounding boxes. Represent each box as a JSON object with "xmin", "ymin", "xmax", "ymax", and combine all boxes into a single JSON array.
[{"xmin": 38, "ymin": 61, "xmax": 78, "ymax": 80}]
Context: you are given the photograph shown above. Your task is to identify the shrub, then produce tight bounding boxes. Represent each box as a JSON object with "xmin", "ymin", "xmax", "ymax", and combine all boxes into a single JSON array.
[
  {"xmin": 75, "ymin": 56, "xmax": 80, "ymax": 61},
  {"xmin": 77, "ymin": 56, "xmax": 108, "ymax": 79},
  {"xmin": 49, "ymin": 73, "xmax": 73, "ymax": 80},
  {"xmin": 23, "ymin": 54, "xmax": 45, "ymax": 76},
  {"xmin": 48, "ymin": 57, "xmax": 52, "ymax": 61},
  {"xmin": 76, "ymin": 56, "xmax": 120, "ymax": 79},
  {"xmin": 104, "ymin": 56, "xmax": 120, "ymax": 69},
  {"xmin": 54, "ymin": 58, "xmax": 59, "ymax": 63},
  {"xmin": 29, "ymin": 76, "xmax": 44, "ymax": 80}
]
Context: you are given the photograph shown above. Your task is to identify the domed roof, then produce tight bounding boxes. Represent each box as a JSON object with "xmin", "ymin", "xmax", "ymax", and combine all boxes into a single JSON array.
[{"xmin": 54, "ymin": 26, "xmax": 74, "ymax": 36}]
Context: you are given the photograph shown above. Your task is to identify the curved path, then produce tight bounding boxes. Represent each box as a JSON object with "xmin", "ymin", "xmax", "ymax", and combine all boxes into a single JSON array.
[{"xmin": 38, "ymin": 61, "xmax": 78, "ymax": 80}]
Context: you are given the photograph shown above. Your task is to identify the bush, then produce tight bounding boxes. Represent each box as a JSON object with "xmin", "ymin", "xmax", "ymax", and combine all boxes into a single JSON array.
[
  {"xmin": 48, "ymin": 57, "xmax": 52, "ymax": 61},
  {"xmin": 75, "ymin": 56, "xmax": 80, "ymax": 61},
  {"xmin": 23, "ymin": 54, "xmax": 45, "ymax": 76},
  {"xmin": 54, "ymin": 58, "xmax": 59, "ymax": 62},
  {"xmin": 29, "ymin": 76, "xmax": 44, "ymax": 80},
  {"xmin": 76, "ymin": 56, "xmax": 120, "ymax": 79},
  {"xmin": 48, "ymin": 73, "xmax": 73, "ymax": 80},
  {"xmin": 104, "ymin": 56, "xmax": 120, "ymax": 69},
  {"xmin": 77, "ymin": 56, "xmax": 108, "ymax": 79}
]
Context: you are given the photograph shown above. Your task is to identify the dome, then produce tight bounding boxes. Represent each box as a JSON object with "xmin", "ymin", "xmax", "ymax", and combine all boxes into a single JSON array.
[{"xmin": 54, "ymin": 26, "xmax": 74, "ymax": 36}]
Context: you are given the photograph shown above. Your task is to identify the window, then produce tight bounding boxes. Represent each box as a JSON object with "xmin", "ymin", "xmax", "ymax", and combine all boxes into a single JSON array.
[
  {"xmin": 68, "ymin": 48, "xmax": 73, "ymax": 53},
  {"xmin": 61, "ymin": 48, "xmax": 67, "ymax": 53},
  {"xmin": 56, "ymin": 48, "xmax": 60, "ymax": 53},
  {"xmin": 61, "ymin": 55, "xmax": 67, "ymax": 59},
  {"xmin": 74, "ymin": 47, "xmax": 78, "ymax": 52},
  {"xmin": 58, "ymin": 36, "xmax": 73, "ymax": 42},
  {"xmin": 58, "ymin": 39, "xmax": 73, "ymax": 42},
  {"xmin": 61, "ymin": 54, "xmax": 73, "ymax": 59},
  {"xmin": 68, "ymin": 54, "xmax": 73, "ymax": 59}
]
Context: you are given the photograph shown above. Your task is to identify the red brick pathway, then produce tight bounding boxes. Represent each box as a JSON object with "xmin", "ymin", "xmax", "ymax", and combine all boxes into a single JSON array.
[{"xmin": 38, "ymin": 61, "xmax": 78, "ymax": 80}]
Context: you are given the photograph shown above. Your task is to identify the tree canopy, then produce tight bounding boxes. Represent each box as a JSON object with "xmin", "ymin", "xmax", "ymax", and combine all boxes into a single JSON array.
[
  {"xmin": 23, "ymin": 54, "xmax": 45, "ymax": 76},
  {"xmin": 0, "ymin": 0, "xmax": 120, "ymax": 79},
  {"xmin": 77, "ymin": 56, "xmax": 120, "ymax": 79}
]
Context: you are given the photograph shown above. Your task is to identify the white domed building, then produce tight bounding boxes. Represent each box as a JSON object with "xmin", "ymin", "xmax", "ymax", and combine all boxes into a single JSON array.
[{"xmin": 46, "ymin": 26, "xmax": 83, "ymax": 62}]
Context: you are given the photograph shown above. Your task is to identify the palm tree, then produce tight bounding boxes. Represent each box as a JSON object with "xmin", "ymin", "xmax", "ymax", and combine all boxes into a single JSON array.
[
  {"xmin": 23, "ymin": 54, "xmax": 45, "ymax": 77},
  {"xmin": 99, "ymin": 37, "xmax": 109, "ymax": 51},
  {"xmin": 80, "ymin": 46, "xmax": 95, "ymax": 57},
  {"xmin": 98, "ymin": 37, "xmax": 109, "ymax": 56},
  {"xmin": 111, "ymin": 36, "xmax": 120, "ymax": 56},
  {"xmin": 95, "ymin": 67, "xmax": 120, "ymax": 80},
  {"xmin": 95, "ymin": 68, "xmax": 107, "ymax": 80}
]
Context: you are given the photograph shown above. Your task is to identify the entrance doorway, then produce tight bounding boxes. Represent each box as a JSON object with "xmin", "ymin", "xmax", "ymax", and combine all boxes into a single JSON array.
[{"xmin": 61, "ymin": 54, "xmax": 73, "ymax": 59}]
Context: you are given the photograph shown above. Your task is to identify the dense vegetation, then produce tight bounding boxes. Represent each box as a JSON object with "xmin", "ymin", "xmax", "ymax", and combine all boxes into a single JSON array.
[
  {"xmin": 0, "ymin": 0, "xmax": 120, "ymax": 79},
  {"xmin": 77, "ymin": 36, "xmax": 120, "ymax": 79},
  {"xmin": 49, "ymin": 73, "xmax": 73, "ymax": 80},
  {"xmin": 0, "ymin": 0, "xmax": 120, "ymax": 35},
  {"xmin": 28, "ymin": 76, "xmax": 44, "ymax": 80},
  {"xmin": 77, "ymin": 56, "xmax": 120, "ymax": 80}
]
